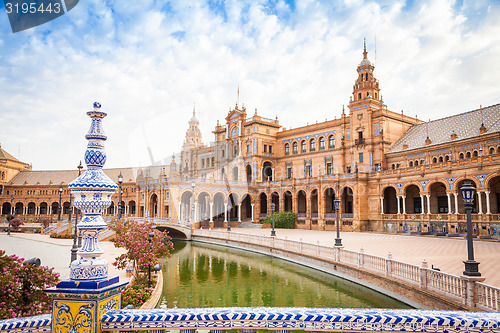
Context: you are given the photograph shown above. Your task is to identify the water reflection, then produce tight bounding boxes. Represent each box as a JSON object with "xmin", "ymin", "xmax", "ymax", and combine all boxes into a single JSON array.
[{"xmin": 158, "ymin": 241, "xmax": 410, "ymax": 309}]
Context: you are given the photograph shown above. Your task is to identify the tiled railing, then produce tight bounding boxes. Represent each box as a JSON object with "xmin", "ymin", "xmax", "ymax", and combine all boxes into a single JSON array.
[
  {"xmin": 192, "ymin": 229, "xmax": 500, "ymax": 311},
  {"xmin": 98, "ymin": 307, "xmax": 500, "ymax": 333}
]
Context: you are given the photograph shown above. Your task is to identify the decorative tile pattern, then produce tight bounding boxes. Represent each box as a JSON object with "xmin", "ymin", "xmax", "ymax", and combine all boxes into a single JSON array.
[
  {"xmin": 474, "ymin": 174, "xmax": 489, "ymax": 187},
  {"xmin": 68, "ymin": 103, "xmax": 118, "ymax": 281},
  {"xmin": 0, "ymin": 314, "xmax": 51, "ymax": 333},
  {"xmin": 100, "ymin": 308, "xmax": 500, "ymax": 333}
]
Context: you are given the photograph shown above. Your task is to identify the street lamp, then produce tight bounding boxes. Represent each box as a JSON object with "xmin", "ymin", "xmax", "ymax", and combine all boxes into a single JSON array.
[
  {"xmin": 270, "ymin": 202, "xmax": 276, "ymax": 237},
  {"xmin": 148, "ymin": 232, "xmax": 154, "ymax": 288},
  {"xmin": 334, "ymin": 196, "xmax": 342, "ymax": 246},
  {"xmin": 8, "ymin": 194, "xmax": 13, "ymax": 235},
  {"xmin": 71, "ymin": 161, "xmax": 83, "ymax": 263},
  {"xmin": 58, "ymin": 186, "xmax": 63, "ymax": 221},
  {"xmin": 191, "ymin": 181, "xmax": 195, "ymax": 224},
  {"xmin": 118, "ymin": 172, "xmax": 123, "ymax": 219},
  {"xmin": 461, "ymin": 181, "xmax": 481, "ymax": 276}
]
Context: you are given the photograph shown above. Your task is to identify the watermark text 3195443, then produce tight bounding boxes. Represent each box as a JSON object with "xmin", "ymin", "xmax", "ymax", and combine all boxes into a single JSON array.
[{"xmin": 3, "ymin": 0, "xmax": 79, "ymax": 33}]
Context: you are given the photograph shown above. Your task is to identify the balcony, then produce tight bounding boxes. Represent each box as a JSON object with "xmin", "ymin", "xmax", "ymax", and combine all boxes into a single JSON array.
[{"xmin": 355, "ymin": 138, "xmax": 365, "ymax": 145}]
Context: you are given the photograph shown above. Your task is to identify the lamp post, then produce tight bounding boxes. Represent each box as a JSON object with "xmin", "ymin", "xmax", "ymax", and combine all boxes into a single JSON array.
[
  {"xmin": 58, "ymin": 186, "xmax": 63, "ymax": 221},
  {"xmin": 191, "ymin": 181, "xmax": 195, "ymax": 224},
  {"xmin": 8, "ymin": 194, "xmax": 13, "ymax": 235},
  {"xmin": 76, "ymin": 161, "xmax": 83, "ymax": 247},
  {"xmin": 334, "ymin": 196, "xmax": 342, "ymax": 246},
  {"xmin": 148, "ymin": 232, "xmax": 154, "ymax": 288},
  {"xmin": 461, "ymin": 181, "xmax": 481, "ymax": 276},
  {"xmin": 270, "ymin": 202, "xmax": 276, "ymax": 237},
  {"xmin": 71, "ymin": 161, "xmax": 84, "ymax": 263},
  {"xmin": 118, "ymin": 172, "xmax": 123, "ymax": 219}
]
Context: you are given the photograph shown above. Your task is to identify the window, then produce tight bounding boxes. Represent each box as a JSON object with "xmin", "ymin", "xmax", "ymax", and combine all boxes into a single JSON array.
[
  {"xmin": 466, "ymin": 151, "xmax": 471, "ymax": 158},
  {"xmin": 222, "ymin": 150, "xmax": 225, "ymax": 158},
  {"xmin": 346, "ymin": 166, "xmax": 351, "ymax": 173},
  {"xmin": 301, "ymin": 140, "xmax": 306, "ymax": 153},
  {"xmin": 201, "ymin": 160, "xmax": 205, "ymax": 168},
  {"xmin": 285, "ymin": 143, "xmax": 290, "ymax": 155},
  {"xmin": 374, "ymin": 163, "xmax": 381, "ymax": 171},
  {"xmin": 433, "ymin": 157, "xmax": 437, "ymax": 163},
  {"xmin": 234, "ymin": 145, "xmax": 238, "ymax": 156},
  {"xmin": 326, "ymin": 162, "xmax": 333, "ymax": 175},
  {"xmin": 438, "ymin": 196, "xmax": 448, "ymax": 213},
  {"xmin": 439, "ymin": 156, "xmax": 443, "ymax": 163},
  {"xmin": 305, "ymin": 165, "xmax": 312, "ymax": 178},
  {"xmin": 319, "ymin": 137, "xmax": 325, "ymax": 150},
  {"xmin": 489, "ymin": 147, "xmax": 495, "ymax": 154},
  {"xmin": 459, "ymin": 153, "xmax": 464, "ymax": 159},
  {"xmin": 269, "ymin": 146, "xmax": 273, "ymax": 154},
  {"xmin": 264, "ymin": 145, "xmax": 267, "ymax": 153},
  {"xmin": 409, "ymin": 161, "xmax": 413, "ymax": 167},
  {"xmin": 473, "ymin": 150, "xmax": 478, "ymax": 157},
  {"xmin": 359, "ymin": 153, "xmax": 363, "ymax": 163},
  {"xmin": 293, "ymin": 142, "xmax": 298, "ymax": 154},
  {"xmin": 310, "ymin": 139, "xmax": 316, "ymax": 151},
  {"xmin": 328, "ymin": 135, "xmax": 335, "ymax": 148},
  {"xmin": 286, "ymin": 167, "xmax": 292, "ymax": 179},
  {"xmin": 247, "ymin": 144, "xmax": 250, "ymax": 153}
]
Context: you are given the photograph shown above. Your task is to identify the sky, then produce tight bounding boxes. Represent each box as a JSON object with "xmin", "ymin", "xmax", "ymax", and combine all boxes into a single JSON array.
[{"xmin": 0, "ymin": 0, "xmax": 499, "ymax": 171}]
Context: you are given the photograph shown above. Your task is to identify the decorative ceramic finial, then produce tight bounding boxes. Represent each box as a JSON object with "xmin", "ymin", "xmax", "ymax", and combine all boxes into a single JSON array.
[{"xmin": 68, "ymin": 102, "xmax": 118, "ymax": 281}]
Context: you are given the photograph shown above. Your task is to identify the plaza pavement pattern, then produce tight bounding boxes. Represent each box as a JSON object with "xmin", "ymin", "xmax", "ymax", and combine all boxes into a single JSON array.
[{"xmin": 1, "ymin": 229, "xmax": 500, "ymax": 289}]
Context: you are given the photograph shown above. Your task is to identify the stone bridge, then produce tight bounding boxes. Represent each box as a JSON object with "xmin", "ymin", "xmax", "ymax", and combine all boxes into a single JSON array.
[{"xmin": 129, "ymin": 217, "xmax": 192, "ymax": 240}]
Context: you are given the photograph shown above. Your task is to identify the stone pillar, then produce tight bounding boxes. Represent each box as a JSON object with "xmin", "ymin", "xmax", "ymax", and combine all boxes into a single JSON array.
[
  {"xmin": 251, "ymin": 203, "xmax": 255, "ymax": 222},
  {"xmin": 271, "ymin": 168, "xmax": 275, "ymax": 181},
  {"xmin": 426, "ymin": 195, "xmax": 431, "ymax": 214},
  {"xmin": 209, "ymin": 203, "xmax": 213, "ymax": 222},
  {"xmin": 477, "ymin": 192, "xmax": 483, "ymax": 214},
  {"xmin": 224, "ymin": 203, "xmax": 228, "ymax": 222},
  {"xmin": 454, "ymin": 192, "xmax": 459, "ymax": 214},
  {"xmin": 447, "ymin": 193, "xmax": 452, "ymax": 214},
  {"xmin": 194, "ymin": 202, "xmax": 198, "ymax": 221},
  {"xmin": 178, "ymin": 202, "xmax": 182, "ymax": 221},
  {"xmin": 402, "ymin": 195, "xmax": 406, "ymax": 215},
  {"xmin": 45, "ymin": 102, "xmax": 127, "ymax": 333},
  {"xmin": 238, "ymin": 204, "xmax": 241, "ymax": 222},
  {"xmin": 486, "ymin": 191, "xmax": 491, "ymax": 214},
  {"xmin": 380, "ymin": 196, "xmax": 384, "ymax": 214},
  {"xmin": 420, "ymin": 195, "xmax": 425, "ymax": 215},
  {"xmin": 396, "ymin": 196, "xmax": 401, "ymax": 215}
]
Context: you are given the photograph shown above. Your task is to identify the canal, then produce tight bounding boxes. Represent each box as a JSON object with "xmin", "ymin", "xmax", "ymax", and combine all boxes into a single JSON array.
[{"xmin": 157, "ymin": 241, "xmax": 411, "ymax": 309}]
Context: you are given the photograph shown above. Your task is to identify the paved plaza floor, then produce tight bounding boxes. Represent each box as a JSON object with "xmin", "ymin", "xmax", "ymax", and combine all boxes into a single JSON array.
[{"xmin": 1, "ymin": 229, "xmax": 500, "ymax": 288}]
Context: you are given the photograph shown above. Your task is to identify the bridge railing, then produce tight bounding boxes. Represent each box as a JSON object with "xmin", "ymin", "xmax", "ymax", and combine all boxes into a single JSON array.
[
  {"xmin": 192, "ymin": 229, "xmax": 500, "ymax": 312},
  {"xmin": 99, "ymin": 307, "xmax": 500, "ymax": 333},
  {"xmin": 3, "ymin": 307, "xmax": 500, "ymax": 333},
  {"xmin": 127, "ymin": 217, "xmax": 192, "ymax": 229}
]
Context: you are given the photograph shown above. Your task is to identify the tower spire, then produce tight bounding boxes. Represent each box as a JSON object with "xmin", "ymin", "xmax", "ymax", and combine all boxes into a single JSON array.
[
  {"xmin": 363, "ymin": 37, "xmax": 367, "ymax": 59},
  {"xmin": 193, "ymin": 102, "xmax": 196, "ymax": 117}
]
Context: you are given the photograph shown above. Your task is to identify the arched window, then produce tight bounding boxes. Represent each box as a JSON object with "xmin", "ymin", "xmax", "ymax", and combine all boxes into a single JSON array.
[
  {"xmin": 445, "ymin": 155, "xmax": 450, "ymax": 161},
  {"xmin": 301, "ymin": 140, "xmax": 306, "ymax": 153},
  {"xmin": 473, "ymin": 150, "xmax": 478, "ymax": 157},
  {"xmin": 415, "ymin": 160, "xmax": 419, "ymax": 166},
  {"xmin": 319, "ymin": 137, "xmax": 325, "ymax": 150},
  {"xmin": 432, "ymin": 157, "xmax": 437, "ymax": 163},
  {"xmin": 211, "ymin": 157, "xmax": 215, "ymax": 166},
  {"xmin": 365, "ymin": 73, "xmax": 368, "ymax": 81},
  {"xmin": 466, "ymin": 151, "xmax": 471, "ymax": 158},
  {"xmin": 409, "ymin": 161, "xmax": 413, "ymax": 167},
  {"xmin": 438, "ymin": 156, "xmax": 443, "ymax": 163},
  {"xmin": 293, "ymin": 142, "xmax": 298, "ymax": 154},
  {"xmin": 459, "ymin": 153, "xmax": 464, "ymax": 159},
  {"xmin": 201, "ymin": 159, "xmax": 205, "ymax": 168},
  {"xmin": 328, "ymin": 135, "xmax": 335, "ymax": 148},
  {"xmin": 310, "ymin": 138, "xmax": 316, "ymax": 151},
  {"xmin": 392, "ymin": 164, "xmax": 395, "ymax": 170},
  {"xmin": 358, "ymin": 93, "xmax": 361, "ymax": 100},
  {"xmin": 285, "ymin": 143, "xmax": 290, "ymax": 155},
  {"xmin": 490, "ymin": 147, "xmax": 495, "ymax": 155}
]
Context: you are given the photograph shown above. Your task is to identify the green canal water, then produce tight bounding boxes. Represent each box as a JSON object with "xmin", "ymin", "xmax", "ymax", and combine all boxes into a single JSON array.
[{"xmin": 157, "ymin": 241, "xmax": 411, "ymax": 309}]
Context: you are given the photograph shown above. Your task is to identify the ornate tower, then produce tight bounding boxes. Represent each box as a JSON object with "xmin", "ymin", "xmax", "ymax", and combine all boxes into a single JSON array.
[
  {"xmin": 350, "ymin": 39, "xmax": 382, "ymax": 108},
  {"xmin": 182, "ymin": 105, "xmax": 203, "ymax": 150}
]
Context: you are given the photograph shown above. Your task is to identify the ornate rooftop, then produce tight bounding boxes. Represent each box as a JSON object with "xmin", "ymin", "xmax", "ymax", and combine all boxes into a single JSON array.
[{"xmin": 388, "ymin": 103, "xmax": 500, "ymax": 153}]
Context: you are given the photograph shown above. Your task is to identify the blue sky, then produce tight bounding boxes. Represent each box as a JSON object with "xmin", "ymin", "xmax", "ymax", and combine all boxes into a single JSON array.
[{"xmin": 0, "ymin": 0, "xmax": 499, "ymax": 171}]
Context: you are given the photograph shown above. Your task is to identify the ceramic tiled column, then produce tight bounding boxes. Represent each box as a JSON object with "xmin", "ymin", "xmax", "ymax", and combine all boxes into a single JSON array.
[{"xmin": 45, "ymin": 103, "xmax": 128, "ymax": 333}]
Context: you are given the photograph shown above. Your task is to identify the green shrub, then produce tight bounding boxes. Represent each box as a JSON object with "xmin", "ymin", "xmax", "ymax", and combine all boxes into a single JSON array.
[{"xmin": 260, "ymin": 211, "xmax": 296, "ymax": 229}]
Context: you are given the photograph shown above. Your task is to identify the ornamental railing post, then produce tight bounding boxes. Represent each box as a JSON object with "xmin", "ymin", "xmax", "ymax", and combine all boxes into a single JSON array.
[
  {"xmin": 420, "ymin": 259, "xmax": 428, "ymax": 290},
  {"xmin": 386, "ymin": 252, "xmax": 393, "ymax": 277}
]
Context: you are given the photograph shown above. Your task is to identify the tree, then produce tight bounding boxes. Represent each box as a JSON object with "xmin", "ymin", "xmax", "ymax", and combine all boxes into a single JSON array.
[
  {"xmin": 0, "ymin": 250, "xmax": 60, "ymax": 319},
  {"xmin": 108, "ymin": 219, "xmax": 174, "ymax": 274},
  {"xmin": 10, "ymin": 218, "xmax": 24, "ymax": 232}
]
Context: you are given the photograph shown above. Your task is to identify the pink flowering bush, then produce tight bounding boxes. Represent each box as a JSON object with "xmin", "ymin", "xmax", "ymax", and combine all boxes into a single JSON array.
[
  {"xmin": 0, "ymin": 250, "xmax": 60, "ymax": 319},
  {"xmin": 9, "ymin": 218, "xmax": 24, "ymax": 232},
  {"xmin": 109, "ymin": 219, "xmax": 173, "ymax": 274},
  {"xmin": 120, "ymin": 274, "xmax": 156, "ymax": 308}
]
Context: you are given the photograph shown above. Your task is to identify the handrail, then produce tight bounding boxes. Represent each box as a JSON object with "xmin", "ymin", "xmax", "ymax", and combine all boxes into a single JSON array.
[{"xmin": 100, "ymin": 307, "xmax": 500, "ymax": 332}]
